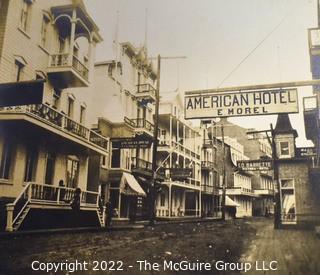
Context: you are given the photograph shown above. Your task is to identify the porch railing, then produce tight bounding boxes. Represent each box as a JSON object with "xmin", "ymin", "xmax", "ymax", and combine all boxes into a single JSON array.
[
  {"xmin": 159, "ymin": 140, "xmax": 200, "ymax": 160},
  {"xmin": 49, "ymin": 53, "xmax": 89, "ymax": 81},
  {"xmin": 0, "ymin": 104, "xmax": 109, "ymax": 151},
  {"xmin": 6, "ymin": 182, "xmax": 100, "ymax": 231}
]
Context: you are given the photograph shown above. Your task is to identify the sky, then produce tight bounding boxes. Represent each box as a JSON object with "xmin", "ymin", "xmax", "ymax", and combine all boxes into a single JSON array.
[{"xmin": 84, "ymin": 0, "xmax": 318, "ymax": 146}]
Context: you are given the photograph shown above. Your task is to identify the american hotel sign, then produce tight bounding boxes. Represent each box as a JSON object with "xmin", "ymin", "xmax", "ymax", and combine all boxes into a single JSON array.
[{"xmin": 184, "ymin": 89, "xmax": 298, "ymax": 119}]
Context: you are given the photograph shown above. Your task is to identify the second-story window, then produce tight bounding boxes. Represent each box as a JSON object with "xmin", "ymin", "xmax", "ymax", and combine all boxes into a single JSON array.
[
  {"xmin": 80, "ymin": 105, "xmax": 86, "ymax": 124},
  {"xmin": 67, "ymin": 96, "xmax": 74, "ymax": 118},
  {"xmin": 20, "ymin": 0, "xmax": 32, "ymax": 32},
  {"xmin": 40, "ymin": 14, "xmax": 50, "ymax": 48},
  {"xmin": 52, "ymin": 89, "xmax": 61, "ymax": 109},
  {"xmin": 15, "ymin": 60, "xmax": 25, "ymax": 82}
]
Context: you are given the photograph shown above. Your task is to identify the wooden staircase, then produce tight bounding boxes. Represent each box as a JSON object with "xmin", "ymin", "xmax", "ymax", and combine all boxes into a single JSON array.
[{"xmin": 5, "ymin": 182, "xmax": 103, "ymax": 231}]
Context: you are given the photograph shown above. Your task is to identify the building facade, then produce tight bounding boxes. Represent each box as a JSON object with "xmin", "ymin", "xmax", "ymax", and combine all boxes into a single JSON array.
[
  {"xmin": 0, "ymin": 0, "xmax": 109, "ymax": 231},
  {"xmin": 212, "ymin": 118, "xmax": 274, "ymax": 216},
  {"xmin": 156, "ymin": 92, "xmax": 202, "ymax": 218},
  {"xmin": 90, "ymin": 42, "xmax": 158, "ymax": 222}
]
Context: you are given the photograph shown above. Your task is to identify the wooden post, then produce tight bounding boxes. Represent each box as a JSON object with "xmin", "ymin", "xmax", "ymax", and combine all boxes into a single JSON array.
[
  {"xmin": 5, "ymin": 204, "xmax": 14, "ymax": 232},
  {"xmin": 102, "ymin": 206, "xmax": 106, "ymax": 227}
]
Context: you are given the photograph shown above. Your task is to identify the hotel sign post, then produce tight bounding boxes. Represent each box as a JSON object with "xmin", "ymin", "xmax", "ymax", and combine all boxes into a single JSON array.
[{"xmin": 184, "ymin": 89, "xmax": 299, "ymax": 119}]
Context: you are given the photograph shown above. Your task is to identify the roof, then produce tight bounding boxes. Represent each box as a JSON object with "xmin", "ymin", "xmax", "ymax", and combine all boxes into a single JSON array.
[{"xmin": 274, "ymin": 114, "xmax": 298, "ymax": 137}]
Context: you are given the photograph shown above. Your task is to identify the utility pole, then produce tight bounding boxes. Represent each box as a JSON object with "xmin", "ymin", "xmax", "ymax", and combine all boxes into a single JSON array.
[
  {"xmin": 149, "ymin": 55, "xmax": 161, "ymax": 225},
  {"xmin": 221, "ymin": 123, "xmax": 226, "ymax": 221},
  {"xmin": 149, "ymin": 55, "xmax": 187, "ymax": 225}
]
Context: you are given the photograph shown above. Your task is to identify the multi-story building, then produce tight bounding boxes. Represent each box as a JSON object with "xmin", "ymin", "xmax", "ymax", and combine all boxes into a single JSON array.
[
  {"xmin": 213, "ymin": 118, "xmax": 274, "ymax": 216},
  {"xmin": 90, "ymin": 42, "xmax": 158, "ymax": 222},
  {"xmin": 156, "ymin": 92, "xmax": 202, "ymax": 218},
  {"xmin": 0, "ymin": 0, "xmax": 109, "ymax": 231}
]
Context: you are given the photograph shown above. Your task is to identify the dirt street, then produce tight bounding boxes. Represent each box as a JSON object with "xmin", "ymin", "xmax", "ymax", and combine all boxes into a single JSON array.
[{"xmin": 0, "ymin": 219, "xmax": 255, "ymax": 275}]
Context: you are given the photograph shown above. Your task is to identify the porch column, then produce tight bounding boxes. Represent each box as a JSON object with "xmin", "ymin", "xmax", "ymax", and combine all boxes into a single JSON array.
[
  {"xmin": 177, "ymin": 120, "xmax": 179, "ymax": 144},
  {"xmin": 69, "ymin": 9, "xmax": 77, "ymax": 66},
  {"xmin": 195, "ymin": 193, "xmax": 198, "ymax": 217},
  {"xmin": 5, "ymin": 204, "xmax": 14, "ymax": 232},
  {"xmin": 199, "ymin": 190, "xmax": 202, "ymax": 217},
  {"xmin": 183, "ymin": 125, "xmax": 186, "ymax": 166},
  {"xmin": 87, "ymin": 36, "xmax": 95, "ymax": 82},
  {"xmin": 168, "ymin": 185, "xmax": 172, "ymax": 218},
  {"xmin": 118, "ymin": 192, "xmax": 121, "ymax": 218},
  {"xmin": 102, "ymin": 206, "xmax": 106, "ymax": 227},
  {"xmin": 169, "ymin": 115, "xmax": 173, "ymax": 168}
]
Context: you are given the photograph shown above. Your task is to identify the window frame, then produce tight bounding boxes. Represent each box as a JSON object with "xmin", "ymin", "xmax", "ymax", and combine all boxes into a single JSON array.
[
  {"xmin": 20, "ymin": 0, "xmax": 32, "ymax": 33},
  {"xmin": 279, "ymin": 178, "xmax": 297, "ymax": 224},
  {"xmin": 279, "ymin": 141, "xmax": 290, "ymax": 158},
  {"xmin": 0, "ymin": 140, "xmax": 15, "ymax": 180}
]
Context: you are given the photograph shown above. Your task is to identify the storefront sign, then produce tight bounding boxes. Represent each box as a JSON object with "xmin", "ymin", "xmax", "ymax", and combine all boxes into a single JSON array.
[
  {"xmin": 296, "ymin": 147, "xmax": 316, "ymax": 157},
  {"xmin": 111, "ymin": 137, "xmax": 152, "ymax": 148},
  {"xmin": 237, "ymin": 159, "xmax": 273, "ymax": 171},
  {"xmin": 184, "ymin": 89, "xmax": 298, "ymax": 119}
]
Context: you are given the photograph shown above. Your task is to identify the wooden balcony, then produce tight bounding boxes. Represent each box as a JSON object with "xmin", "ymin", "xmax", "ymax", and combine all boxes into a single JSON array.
[
  {"xmin": 158, "ymin": 140, "xmax": 201, "ymax": 160},
  {"xmin": 47, "ymin": 53, "xmax": 89, "ymax": 88},
  {"xmin": 201, "ymin": 160, "xmax": 214, "ymax": 170},
  {"xmin": 130, "ymin": 118, "xmax": 154, "ymax": 137},
  {"xmin": 131, "ymin": 157, "xmax": 153, "ymax": 178},
  {"xmin": 136, "ymin": 83, "xmax": 156, "ymax": 104},
  {"xmin": 0, "ymin": 104, "xmax": 109, "ymax": 155}
]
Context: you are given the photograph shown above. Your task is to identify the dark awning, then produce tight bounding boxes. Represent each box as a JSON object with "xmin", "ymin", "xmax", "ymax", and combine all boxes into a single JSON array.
[{"xmin": 0, "ymin": 79, "xmax": 44, "ymax": 107}]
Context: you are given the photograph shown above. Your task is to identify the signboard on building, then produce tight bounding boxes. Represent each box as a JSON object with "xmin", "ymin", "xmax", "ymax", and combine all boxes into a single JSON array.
[
  {"xmin": 184, "ymin": 89, "xmax": 298, "ymax": 119},
  {"xmin": 111, "ymin": 137, "xmax": 152, "ymax": 148},
  {"xmin": 237, "ymin": 159, "xmax": 273, "ymax": 171},
  {"xmin": 296, "ymin": 147, "xmax": 316, "ymax": 157}
]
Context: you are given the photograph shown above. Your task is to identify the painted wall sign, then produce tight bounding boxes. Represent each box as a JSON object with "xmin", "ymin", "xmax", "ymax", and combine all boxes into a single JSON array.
[
  {"xmin": 296, "ymin": 147, "xmax": 316, "ymax": 157},
  {"xmin": 111, "ymin": 137, "xmax": 152, "ymax": 148},
  {"xmin": 184, "ymin": 89, "xmax": 298, "ymax": 119},
  {"xmin": 237, "ymin": 159, "xmax": 273, "ymax": 171}
]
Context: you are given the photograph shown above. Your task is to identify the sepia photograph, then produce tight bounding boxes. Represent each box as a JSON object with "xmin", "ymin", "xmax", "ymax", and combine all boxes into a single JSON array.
[{"xmin": 0, "ymin": 0, "xmax": 319, "ymax": 274}]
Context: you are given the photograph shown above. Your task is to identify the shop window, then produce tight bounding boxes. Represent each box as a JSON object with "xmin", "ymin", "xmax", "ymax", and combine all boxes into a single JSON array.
[
  {"xmin": 24, "ymin": 146, "xmax": 38, "ymax": 182},
  {"xmin": 0, "ymin": 141, "xmax": 14, "ymax": 180},
  {"xmin": 279, "ymin": 141, "xmax": 290, "ymax": 157},
  {"xmin": 280, "ymin": 179, "xmax": 296, "ymax": 223}
]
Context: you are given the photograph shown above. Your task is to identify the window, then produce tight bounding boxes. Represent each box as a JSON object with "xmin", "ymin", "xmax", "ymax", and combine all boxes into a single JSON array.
[
  {"xmin": 20, "ymin": 0, "xmax": 32, "ymax": 32},
  {"xmin": 67, "ymin": 96, "xmax": 74, "ymax": 118},
  {"xmin": 24, "ymin": 146, "xmax": 37, "ymax": 182},
  {"xmin": 52, "ymin": 89, "xmax": 61, "ymax": 109},
  {"xmin": 59, "ymin": 37, "xmax": 66, "ymax": 53},
  {"xmin": 0, "ymin": 141, "xmax": 14, "ymax": 179},
  {"xmin": 280, "ymin": 179, "xmax": 296, "ymax": 224},
  {"xmin": 67, "ymin": 156, "xmax": 79, "ymax": 188},
  {"xmin": 160, "ymin": 193, "xmax": 166, "ymax": 207},
  {"xmin": 80, "ymin": 105, "xmax": 86, "ymax": 124},
  {"xmin": 279, "ymin": 141, "xmax": 290, "ymax": 157},
  {"xmin": 40, "ymin": 15, "xmax": 49, "ymax": 48},
  {"xmin": 15, "ymin": 60, "xmax": 25, "ymax": 82}
]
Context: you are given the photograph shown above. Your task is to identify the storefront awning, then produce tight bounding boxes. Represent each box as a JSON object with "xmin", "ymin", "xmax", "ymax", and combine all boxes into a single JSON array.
[
  {"xmin": 0, "ymin": 79, "xmax": 44, "ymax": 107},
  {"xmin": 225, "ymin": 196, "xmax": 240, "ymax": 207},
  {"xmin": 120, "ymin": 172, "xmax": 146, "ymax": 197}
]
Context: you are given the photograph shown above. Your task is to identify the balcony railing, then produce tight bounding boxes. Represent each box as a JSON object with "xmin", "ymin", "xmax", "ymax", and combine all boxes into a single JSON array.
[
  {"xmin": 131, "ymin": 157, "xmax": 153, "ymax": 171},
  {"xmin": 201, "ymin": 160, "xmax": 214, "ymax": 169},
  {"xmin": 159, "ymin": 140, "xmax": 200, "ymax": 160},
  {"xmin": 49, "ymin": 53, "xmax": 89, "ymax": 81},
  {"xmin": 0, "ymin": 104, "xmax": 109, "ymax": 151},
  {"xmin": 131, "ymin": 118, "xmax": 154, "ymax": 133},
  {"xmin": 136, "ymin": 83, "xmax": 156, "ymax": 98}
]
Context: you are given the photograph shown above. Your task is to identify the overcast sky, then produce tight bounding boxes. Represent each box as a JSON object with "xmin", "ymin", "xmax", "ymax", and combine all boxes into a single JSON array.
[{"xmin": 85, "ymin": 0, "xmax": 318, "ymax": 146}]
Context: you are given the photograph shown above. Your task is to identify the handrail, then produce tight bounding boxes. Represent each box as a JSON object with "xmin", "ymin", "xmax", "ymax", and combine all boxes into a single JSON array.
[{"xmin": 12, "ymin": 182, "xmax": 32, "ymax": 205}]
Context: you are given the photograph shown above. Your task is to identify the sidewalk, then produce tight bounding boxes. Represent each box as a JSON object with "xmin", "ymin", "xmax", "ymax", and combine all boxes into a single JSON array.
[{"xmin": 240, "ymin": 219, "xmax": 320, "ymax": 275}]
